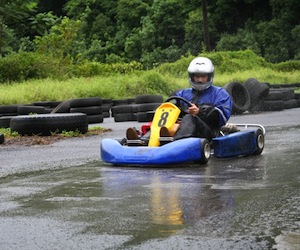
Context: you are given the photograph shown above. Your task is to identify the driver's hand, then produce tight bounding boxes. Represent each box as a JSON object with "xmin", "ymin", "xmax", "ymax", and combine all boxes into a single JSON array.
[{"xmin": 188, "ymin": 103, "xmax": 199, "ymax": 116}]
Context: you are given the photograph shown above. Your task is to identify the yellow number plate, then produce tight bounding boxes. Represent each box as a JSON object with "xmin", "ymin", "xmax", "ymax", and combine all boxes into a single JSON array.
[{"xmin": 148, "ymin": 102, "xmax": 181, "ymax": 147}]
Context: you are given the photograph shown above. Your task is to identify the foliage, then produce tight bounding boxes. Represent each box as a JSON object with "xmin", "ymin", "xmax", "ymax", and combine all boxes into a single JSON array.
[
  {"xmin": 2, "ymin": 0, "xmax": 299, "ymax": 65},
  {"xmin": 0, "ymin": 52, "xmax": 66, "ymax": 82},
  {"xmin": 0, "ymin": 51, "xmax": 299, "ymax": 106}
]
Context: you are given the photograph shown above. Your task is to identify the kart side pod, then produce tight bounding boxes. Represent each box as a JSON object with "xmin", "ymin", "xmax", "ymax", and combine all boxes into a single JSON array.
[{"xmin": 213, "ymin": 129, "xmax": 264, "ymax": 158}]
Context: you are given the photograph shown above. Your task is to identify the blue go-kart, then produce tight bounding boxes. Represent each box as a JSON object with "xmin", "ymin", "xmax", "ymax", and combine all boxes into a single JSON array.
[{"xmin": 100, "ymin": 96, "xmax": 265, "ymax": 166}]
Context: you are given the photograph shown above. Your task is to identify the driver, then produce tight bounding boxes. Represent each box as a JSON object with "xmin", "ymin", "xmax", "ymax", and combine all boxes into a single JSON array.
[
  {"xmin": 172, "ymin": 56, "xmax": 232, "ymax": 141},
  {"xmin": 126, "ymin": 56, "xmax": 232, "ymax": 142}
]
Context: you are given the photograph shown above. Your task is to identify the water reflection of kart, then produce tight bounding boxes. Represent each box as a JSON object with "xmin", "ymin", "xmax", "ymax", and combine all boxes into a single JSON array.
[{"xmin": 100, "ymin": 96, "xmax": 265, "ymax": 166}]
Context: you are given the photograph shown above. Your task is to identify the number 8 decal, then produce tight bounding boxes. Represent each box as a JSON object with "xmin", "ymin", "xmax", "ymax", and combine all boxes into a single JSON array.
[{"xmin": 158, "ymin": 111, "xmax": 169, "ymax": 127}]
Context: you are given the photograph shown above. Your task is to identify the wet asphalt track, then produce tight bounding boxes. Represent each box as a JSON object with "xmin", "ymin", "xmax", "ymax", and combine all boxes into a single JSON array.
[{"xmin": 0, "ymin": 108, "xmax": 300, "ymax": 249}]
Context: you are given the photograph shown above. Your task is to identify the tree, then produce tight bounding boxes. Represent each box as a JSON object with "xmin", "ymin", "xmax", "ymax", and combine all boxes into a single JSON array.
[
  {"xmin": 0, "ymin": 0, "xmax": 38, "ymax": 56},
  {"xmin": 202, "ymin": 0, "xmax": 211, "ymax": 51}
]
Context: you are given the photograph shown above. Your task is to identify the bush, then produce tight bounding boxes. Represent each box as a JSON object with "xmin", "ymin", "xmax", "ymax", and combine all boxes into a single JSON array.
[
  {"xmin": 273, "ymin": 60, "xmax": 300, "ymax": 72},
  {"xmin": 157, "ymin": 50, "xmax": 270, "ymax": 76},
  {"xmin": 0, "ymin": 52, "xmax": 68, "ymax": 83}
]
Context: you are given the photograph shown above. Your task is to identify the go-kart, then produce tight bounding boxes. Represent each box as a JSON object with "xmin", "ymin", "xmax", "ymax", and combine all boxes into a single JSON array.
[{"xmin": 100, "ymin": 96, "xmax": 265, "ymax": 166}]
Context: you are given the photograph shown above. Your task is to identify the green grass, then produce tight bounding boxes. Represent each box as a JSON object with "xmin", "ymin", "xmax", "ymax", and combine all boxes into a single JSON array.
[{"xmin": 0, "ymin": 50, "xmax": 299, "ymax": 105}]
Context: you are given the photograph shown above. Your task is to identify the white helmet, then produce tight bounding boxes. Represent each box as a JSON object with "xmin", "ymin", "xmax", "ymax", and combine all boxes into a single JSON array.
[{"xmin": 188, "ymin": 57, "xmax": 214, "ymax": 91}]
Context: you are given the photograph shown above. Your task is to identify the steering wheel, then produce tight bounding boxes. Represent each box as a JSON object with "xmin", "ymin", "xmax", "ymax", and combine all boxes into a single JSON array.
[{"xmin": 165, "ymin": 96, "xmax": 192, "ymax": 114}]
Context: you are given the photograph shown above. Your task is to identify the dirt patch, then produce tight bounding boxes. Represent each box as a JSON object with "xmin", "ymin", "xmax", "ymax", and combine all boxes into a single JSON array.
[{"xmin": 0, "ymin": 128, "xmax": 112, "ymax": 146}]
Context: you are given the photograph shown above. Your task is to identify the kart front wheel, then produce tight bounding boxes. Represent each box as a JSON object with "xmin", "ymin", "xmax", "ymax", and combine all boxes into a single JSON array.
[
  {"xmin": 195, "ymin": 139, "xmax": 211, "ymax": 164},
  {"xmin": 253, "ymin": 129, "xmax": 265, "ymax": 155}
]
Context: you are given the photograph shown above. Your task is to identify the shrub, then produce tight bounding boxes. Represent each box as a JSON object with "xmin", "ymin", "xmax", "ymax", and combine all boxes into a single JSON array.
[
  {"xmin": 273, "ymin": 60, "xmax": 300, "ymax": 72},
  {"xmin": 0, "ymin": 52, "xmax": 67, "ymax": 83}
]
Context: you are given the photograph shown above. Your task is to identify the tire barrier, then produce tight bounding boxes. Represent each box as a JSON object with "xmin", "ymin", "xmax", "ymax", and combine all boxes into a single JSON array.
[
  {"xmin": 244, "ymin": 78, "xmax": 269, "ymax": 110},
  {"xmin": 69, "ymin": 97, "xmax": 103, "ymax": 124},
  {"xmin": 111, "ymin": 95, "xmax": 163, "ymax": 122},
  {"xmin": 17, "ymin": 105, "xmax": 48, "ymax": 115},
  {"xmin": 0, "ymin": 116, "xmax": 12, "ymax": 128},
  {"xmin": 0, "ymin": 133, "xmax": 4, "ymax": 144},
  {"xmin": 111, "ymin": 104, "xmax": 138, "ymax": 122},
  {"xmin": 0, "ymin": 105, "xmax": 18, "ymax": 117},
  {"xmin": 10, "ymin": 113, "xmax": 88, "ymax": 136},
  {"xmin": 135, "ymin": 95, "xmax": 163, "ymax": 122},
  {"xmin": 136, "ymin": 103, "xmax": 161, "ymax": 122},
  {"xmin": 102, "ymin": 98, "xmax": 112, "ymax": 118},
  {"xmin": 223, "ymin": 81, "xmax": 251, "ymax": 114},
  {"xmin": 50, "ymin": 97, "xmax": 104, "ymax": 124},
  {"xmin": 51, "ymin": 100, "xmax": 71, "ymax": 114},
  {"xmin": 32, "ymin": 101, "xmax": 62, "ymax": 113},
  {"xmin": 135, "ymin": 94, "xmax": 163, "ymax": 104}
]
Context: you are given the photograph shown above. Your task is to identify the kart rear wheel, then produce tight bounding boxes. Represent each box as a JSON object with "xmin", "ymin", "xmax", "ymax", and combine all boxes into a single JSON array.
[
  {"xmin": 253, "ymin": 129, "xmax": 265, "ymax": 155},
  {"xmin": 195, "ymin": 139, "xmax": 211, "ymax": 164}
]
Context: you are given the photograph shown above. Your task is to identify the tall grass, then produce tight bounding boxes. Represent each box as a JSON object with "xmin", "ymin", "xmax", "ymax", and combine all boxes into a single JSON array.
[{"xmin": 0, "ymin": 50, "xmax": 299, "ymax": 105}]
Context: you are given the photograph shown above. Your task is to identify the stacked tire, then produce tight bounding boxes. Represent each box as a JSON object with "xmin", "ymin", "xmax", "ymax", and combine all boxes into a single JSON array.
[
  {"xmin": 244, "ymin": 78, "xmax": 270, "ymax": 112},
  {"xmin": 111, "ymin": 98, "xmax": 138, "ymax": 122},
  {"xmin": 262, "ymin": 87, "xmax": 298, "ymax": 111},
  {"xmin": 135, "ymin": 95, "xmax": 163, "ymax": 122},
  {"xmin": 69, "ymin": 97, "xmax": 104, "ymax": 124},
  {"xmin": 223, "ymin": 81, "xmax": 251, "ymax": 114},
  {"xmin": 102, "ymin": 98, "xmax": 113, "ymax": 118},
  {"xmin": 111, "ymin": 95, "xmax": 163, "ymax": 122},
  {"xmin": 31, "ymin": 101, "xmax": 62, "ymax": 113},
  {"xmin": 10, "ymin": 113, "xmax": 89, "ymax": 136},
  {"xmin": 0, "ymin": 105, "xmax": 18, "ymax": 128}
]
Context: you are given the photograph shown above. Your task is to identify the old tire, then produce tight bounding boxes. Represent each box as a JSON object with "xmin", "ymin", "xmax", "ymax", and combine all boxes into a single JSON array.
[
  {"xmin": 244, "ymin": 78, "xmax": 270, "ymax": 109},
  {"xmin": 135, "ymin": 94, "xmax": 163, "ymax": 104},
  {"xmin": 224, "ymin": 81, "xmax": 251, "ymax": 114},
  {"xmin": 0, "ymin": 133, "xmax": 4, "ymax": 144},
  {"xmin": 17, "ymin": 105, "xmax": 47, "ymax": 115},
  {"xmin": 10, "ymin": 113, "xmax": 88, "ymax": 136},
  {"xmin": 70, "ymin": 106, "xmax": 103, "ymax": 115},
  {"xmin": 0, "ymin": 116, "xmax": 13, "ymax": 128},
  {"xmin": 69, "ymin": 97, "xmax": 102, "ymax": 108}
]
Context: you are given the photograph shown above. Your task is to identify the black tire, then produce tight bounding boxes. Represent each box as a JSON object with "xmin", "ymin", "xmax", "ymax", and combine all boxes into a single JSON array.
[
  {"xmin": 264, "ymin": 90, "xmax": 284, "ymax": 101},
  {"xmin": 284, "ymin": 99, "xmax": 298, "ymax": 109},
  {"xmin": 102, "ymin": 98, "xmax": 112, "ymax": 105},
  {"xmin": 0, "ymin": 116, "xmax": 13, "ymax": 128},
  {"xmin": 17, "ymin": 105, "xmax": 47, "ymax": 115},
  {"xmin": 261, "ymin": 100, "xmax": 284, "ymax": 111},
  {"xmin": 0, "ymin": 113, "xmax": 18, "ymax": 117},
  {"xmin": 102, "ymin": 111, "xmax": 110, "ymax": 118},
  {"xmin": 136, "ymin": 112, "xmax": 152, "ymax": 122},
  {"xmin": 194, "ymin": 139, "xmax": 211, "ymax": 164},
  {"xmin": 114, "ymin": 113, "xmax": 136, "ymax": 122},
  {"xmin": 69, "ymin": 97, "xmax": 102, "ymax": 108},
  {"xmin": 112, "ymin": 99, "xmax": 129, "ymax": 106},
  {"xmin": 102, "ymin": 104, "xmax": 111, "ymax": 112},
  {"xmin": 0, "ymin": 105, "xmax": 18, "ymax": 114},
  {"xmin": 224, "ymin": 81, "xmax": 251, "ymax": 114},
  {"xmin": 87, "ymin": 114, "xmax": 104, "ymax": 124},
  {"xmin": 135, "ymin": 94, "xmax": 163, "ymax": 104},
  {"xmin": 10, "ymin": 113, "xmax": 88, "ymax": 136},
  {"xmin": 274, "ymin": 88, "xmax": 295, "ymax": 101},
  {"xmin": 111, "ymin": 104, "xmax": 136, "ymax": 114},
  {"xmin": 253, "ymin": 129, "xmax": 264, "ymax": 155},
  {"xmin": 70, "ymin": 106, "xmax": 103, "ymax": 115},
  {"xmin": 244, "ymin": 78, "xmax": 270, "ymax": 108},
  {"xmin": 137, "ymin": 103, "xmax": 161, "ymax": 112},
  {"xmin": 0, "ymin": 133, "xmax": 4, "ymax": 144}
]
